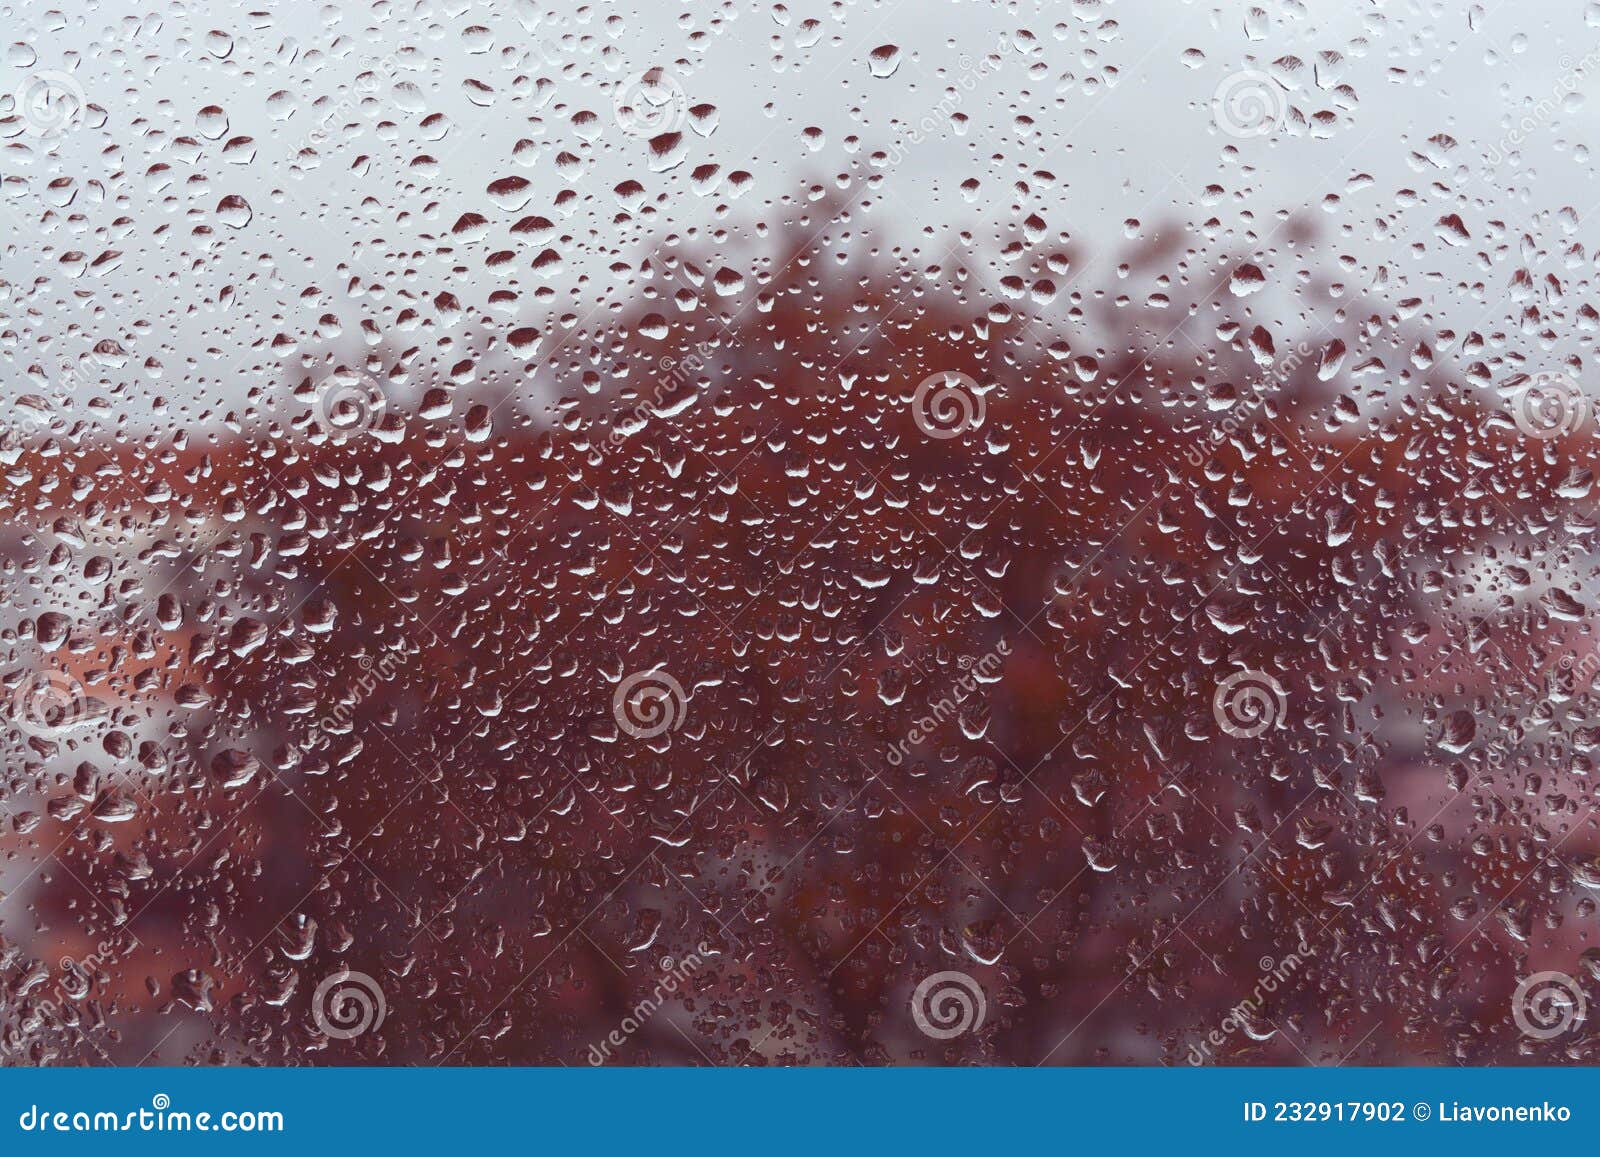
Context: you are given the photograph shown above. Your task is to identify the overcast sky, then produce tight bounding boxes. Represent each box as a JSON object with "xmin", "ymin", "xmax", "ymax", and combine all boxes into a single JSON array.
[{"xmin": 2, "ymin": 0, "xmax": 1597, "ymax": 428}]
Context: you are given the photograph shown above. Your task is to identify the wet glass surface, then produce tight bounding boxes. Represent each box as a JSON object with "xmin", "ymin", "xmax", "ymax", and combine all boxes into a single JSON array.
[{"xmin": 2, "ymin": 1, "xmax": 1599, "ymax": 1065}]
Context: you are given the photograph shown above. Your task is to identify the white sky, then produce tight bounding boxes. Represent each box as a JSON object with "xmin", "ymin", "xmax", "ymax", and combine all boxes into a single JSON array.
[{"xmin": 1, "ymin": 0, "xmax": 1596, "ymax": 428}]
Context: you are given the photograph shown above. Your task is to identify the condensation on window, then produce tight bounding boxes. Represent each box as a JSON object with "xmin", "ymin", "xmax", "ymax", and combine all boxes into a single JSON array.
[{"xmin": 1, "ymin": 1, "xmax": 1597, "ymax": 1066}]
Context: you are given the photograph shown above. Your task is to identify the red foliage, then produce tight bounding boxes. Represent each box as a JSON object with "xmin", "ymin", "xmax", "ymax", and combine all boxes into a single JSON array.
[{"xmin": 4, "ymin": 215, "xmax": 1597, "ymax": 1066}]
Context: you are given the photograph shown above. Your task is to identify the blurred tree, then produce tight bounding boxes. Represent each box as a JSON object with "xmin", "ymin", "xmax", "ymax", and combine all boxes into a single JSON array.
[{"xmin": 3, "ymin": 209, "xmax": 1596, "ymax": 1067}]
